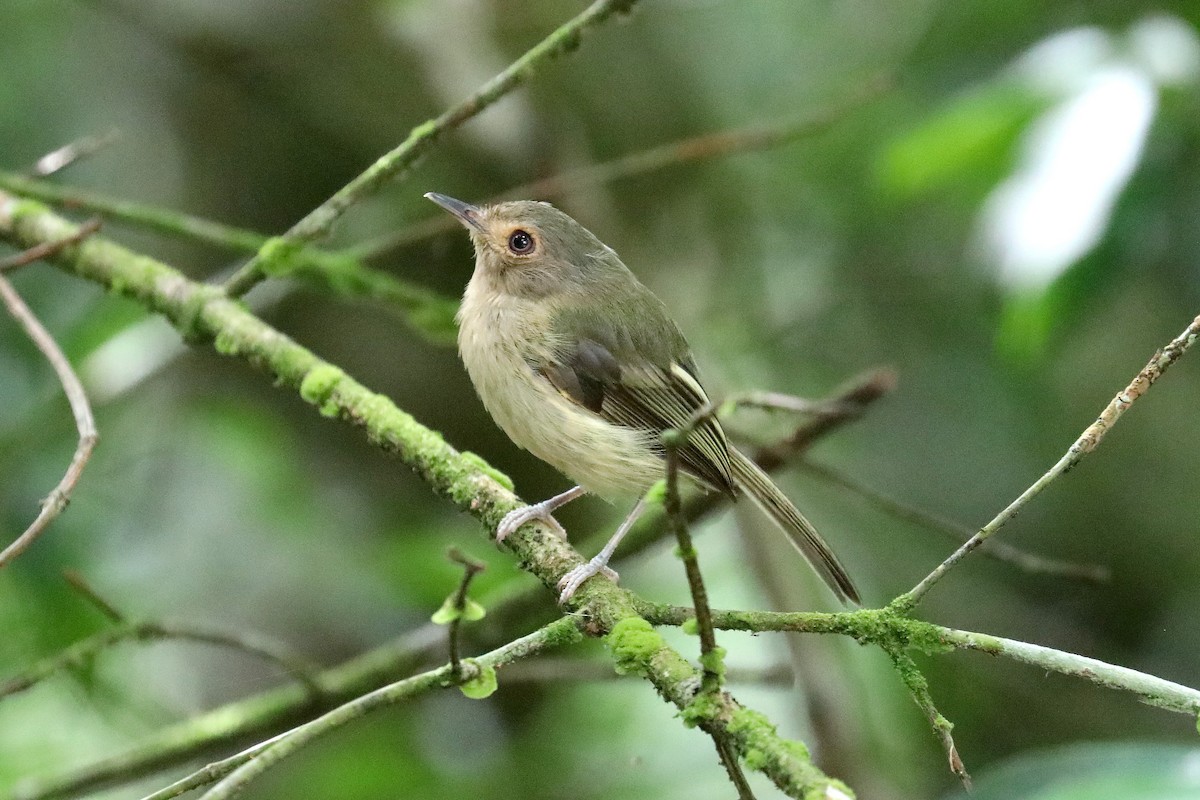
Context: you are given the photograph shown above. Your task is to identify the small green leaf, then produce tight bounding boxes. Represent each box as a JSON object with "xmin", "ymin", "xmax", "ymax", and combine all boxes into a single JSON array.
[
  {"xmin": 459, "ymin": 662, "xmax": 498, "ymax": 699},
  {"xmin": 431, "ymin": 597, "xmax": 459, "ymax": 625},
  {"xmin": 432, "ymin": 597, "xmax": 485, "ymax": 625},
  {"xmin": 461, "ymin": 598, "xmax": 486, "ymax": 622}
]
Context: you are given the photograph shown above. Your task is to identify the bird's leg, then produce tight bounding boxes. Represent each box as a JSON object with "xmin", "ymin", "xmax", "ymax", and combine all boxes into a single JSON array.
[
  {"xmin": 557, "ymin": 496, "xmax": 649, "ymax": 603},
  {"xmin": 496, "ymin": 485, "xmax": 588, "ymax": 543}
]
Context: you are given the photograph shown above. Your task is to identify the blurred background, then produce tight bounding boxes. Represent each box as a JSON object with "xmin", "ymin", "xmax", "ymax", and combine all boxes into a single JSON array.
[{"xmin": 2, "ymin": 1, "xmax": 1200, "ymax": 798}]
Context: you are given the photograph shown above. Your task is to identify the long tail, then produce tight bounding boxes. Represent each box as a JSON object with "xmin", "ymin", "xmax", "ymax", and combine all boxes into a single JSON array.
[{"xmin": 729, "ymin": 448, "xmax": 860, "ymax": 605}]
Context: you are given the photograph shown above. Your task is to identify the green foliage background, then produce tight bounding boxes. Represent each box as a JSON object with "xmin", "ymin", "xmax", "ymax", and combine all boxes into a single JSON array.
[{"xmin": 2, "ymin": 1, "xmax": 1199, "ymax": 798}]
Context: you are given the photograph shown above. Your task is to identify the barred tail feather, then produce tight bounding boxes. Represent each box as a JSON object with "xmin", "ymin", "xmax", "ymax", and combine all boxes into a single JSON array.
[{"xmin": 729, "ymin": 449, "xmax": 860, "ymax": 605}]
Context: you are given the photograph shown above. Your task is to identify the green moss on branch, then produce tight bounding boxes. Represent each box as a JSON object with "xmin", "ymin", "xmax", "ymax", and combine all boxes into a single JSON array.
[{"xmin": 0, "ymin": 193, "xmax": 849, "ymax": 800}]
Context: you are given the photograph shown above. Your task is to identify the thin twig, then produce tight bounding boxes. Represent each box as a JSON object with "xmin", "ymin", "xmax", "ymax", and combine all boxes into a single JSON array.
[
  {"xmin": 0, "ymin": 618, "xmax": 324, "ymax": 702},
  {"xmin": 195, "ymin": 618, "xmax": 579, "ymax": 800},
  {"xmin": 900, "ymin": 313, "xmax": 1200, "ymax": 609},
  {"xmin": 754, "ymin": 368, "xmax": 897, "ymax": 471},
  {"xmin": 637, "ymin": 602, "xmax": 1200, "ymax": 717},
  {"xmin": 796, "ymin": 459, "xmax": 1111, "ymax": 583},
  {"xmin": 0, "ymin": 218, "xmax": 101, "ymax": 273},
  {"xmin": 498, "ymin": 658, "xmax": 793, "ymax": 686},
  {"xmin": 353, "ymin": 76, "xmax": 892, "ymax": 259},
  {"xmin": 663, "ymin": 406, "xmax": 752, "ymax": 795},
  {"xmin": 8, "ymin": 574, "xmax": 323, "ymax": 699},
  {"xmin": 445, "ymin": 547, "xmax": 487, "ymax": 679},
  {"xmin": 0, "ymin": 172, "xmax": 271, "ymax": 253},
  {"xmin": 62, "ymin": 569, "xmax": 126, "ymax": 623},
  {"xmin": 714, "ymin": 735, "xmax": 758, "ymax": 800},
  {"xmin": 137, "ymin": 737, "xmax": 278, "ymax": 800},
  {"xmin": 0, "ymin": 242, "xmax": 101, "ymax": 568},
  {"xmin": 884, "ymin": 647, "xmax": 970, "ymax": 789},
  {"xmin": 662, "ymin": 436, "xmax": 722, "ymax": 690},
  {"xmin": 221, "ymin": 0, "xmax": 642, "ymax": 297},
  {"xmin": 30, "ymin": 131, "xmax": 121, "ymax": 178}
]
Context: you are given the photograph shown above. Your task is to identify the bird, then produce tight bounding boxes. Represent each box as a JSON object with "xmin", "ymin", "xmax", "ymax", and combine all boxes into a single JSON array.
[{"xmin": 425, "ymin": 192, "xmax": 859, "ymax": 605}]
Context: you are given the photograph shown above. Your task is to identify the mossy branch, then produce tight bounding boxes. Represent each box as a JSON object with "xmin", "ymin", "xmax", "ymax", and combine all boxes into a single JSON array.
[
  {"xmin": 0, "ymin": 192, "xmax": 849, "ymax": 800},
  {"xmin": 9, "ymin": 376, "xmax": 890, "ymax": 800},
  {"xmin": 636, "ymin": 603, "xmax": 1200, "ymax": 717}
]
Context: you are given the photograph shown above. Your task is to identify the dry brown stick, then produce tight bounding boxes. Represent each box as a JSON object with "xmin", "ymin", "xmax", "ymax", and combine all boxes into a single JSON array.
[
  {"xmin": 796, "ymin": 459, "xmax": 1111, "ymax": 583},
  {"xmin": 0, "ymin": 230, "xmax": 102, "ymax": 568},
  {"xmin": 0, "ymin": 219, "xmax": 101, "ymax": 274},
  {"xmin": 354, "ymin": 76, "xmax": 892, "ymax": 259}
]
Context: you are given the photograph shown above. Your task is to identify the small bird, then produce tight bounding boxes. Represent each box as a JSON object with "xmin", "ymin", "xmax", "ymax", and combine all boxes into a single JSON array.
[{"xmin": 426, "ymin": 192, "xmax": 859, "ymax": 605}]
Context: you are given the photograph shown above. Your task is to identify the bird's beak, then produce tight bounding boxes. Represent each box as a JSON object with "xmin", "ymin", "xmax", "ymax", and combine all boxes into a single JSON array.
[{"xmin": 424, "ymin": 192, "xmax": 486, "ymax": 233}]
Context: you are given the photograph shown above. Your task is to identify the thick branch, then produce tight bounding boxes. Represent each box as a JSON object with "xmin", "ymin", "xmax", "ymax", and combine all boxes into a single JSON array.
[
  {"xmin": 9, "ymin": 374, "xmax": 888, "ymax": 799},
  {"xmin": 0, "ymin": 193, "xmax": 849, "ymax": 800}
]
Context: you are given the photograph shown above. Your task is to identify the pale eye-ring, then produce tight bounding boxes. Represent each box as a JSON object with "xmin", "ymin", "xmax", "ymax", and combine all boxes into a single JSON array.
[{"xmin": 507, "ymin": 229, "xmax": 535, "ymax": 255}]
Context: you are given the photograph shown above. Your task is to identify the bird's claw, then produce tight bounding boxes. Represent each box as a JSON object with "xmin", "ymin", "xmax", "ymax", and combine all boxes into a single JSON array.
[
  {"xmin": 557, "ymin": 559, "xmax": 619, "ymax": 604},
  {"xmin": 496, "ymin": 503, "xmax": 568, "ymax": 543}
]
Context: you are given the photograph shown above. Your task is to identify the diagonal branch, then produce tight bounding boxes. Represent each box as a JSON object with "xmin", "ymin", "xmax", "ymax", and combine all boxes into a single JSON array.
[
  {"xmin": 0, "ymin": 619, "xmax": 324, "ymax": 702},
  {"xmin": 900, "ymin": 313, "xmax": 1200, "ymax": 608},
  {"xmin": 353, "ymin": 78, "xmax": 892, "ymax": 258},
  {"xmin": 221, "ymin": 0, "xmax": 642, "ymax": 297},
  {"xmin": 796, "ymin": 459, "xmax": 1111, "ymax": 583},
  {"xmin": 195, "ymin": 618, "xmax": 580, "ymax": 800},
  {"xmin": 0, "ymin": 192, "xmax": 851, "ymax": 800},
  {"xmin": 883, "ymin": 647, "xmax": 970, "ymax": 788},
  {"xmin": 7, "ymin": 373, "xmax": 889, "ymax": 800},
  {"xmin": 0, "ymin": 228, "xmax": 101, "ymax": 567}
]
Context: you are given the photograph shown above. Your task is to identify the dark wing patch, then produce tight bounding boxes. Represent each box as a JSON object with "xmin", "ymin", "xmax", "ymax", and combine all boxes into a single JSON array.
[{"xmin": 539, "ymin": 337, "xmax": 736, "ymax": 494}]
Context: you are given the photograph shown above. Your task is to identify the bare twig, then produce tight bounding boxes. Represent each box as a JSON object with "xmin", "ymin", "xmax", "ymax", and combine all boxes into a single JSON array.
[
  {"xmin": 137, "ymin": 737, "xmax": 278, "ymax": 800},
  {"xmin": 0, "ymin": 238, "xmax": 101, "ymax": 567},
  {"xmin": 444, "ymin": 547, "xmax": 487, "ymax": 679},
  {"xmin": 662, "ymin": 405, "xmax": 755, "ymax": 796},
  {"xmin": 62, "ymin": 569, "xmax": 126, "ymax": 623},
  {"xmin": 755, "ymin": 368, "xmax": 898, "ymax": 470},
  {"xmin": 662, "ymin": 435, "xmax": 723, "ymax": 690},
  {"xmin": 1, "ymin": 618, "xmax": 323, "ymax": 701},
  {"xmin": 0, "ymin": 218, "xmax": 101, "ymax": 274},
  {"xmin": 714, "ymin": 735, "xmax": 757, "ymax": 800},
  {"xmin": 222, "ymin": 0, "xmax": 643, "ymax": 297},
  {"xmin": 353, "ymin": 76, "xmax": 892, "ymax": 259},
  {"xmin": 796, "ymin": 460, "xmax": 1111, "ymax": 583},
  {"xmin": 901, "ymin": 314, "xmax": 1200, "ymax": 608}
]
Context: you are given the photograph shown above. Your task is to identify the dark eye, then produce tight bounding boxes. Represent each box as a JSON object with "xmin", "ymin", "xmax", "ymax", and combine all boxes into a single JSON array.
[{"xmin": 507, "ymin": 229, "xmax": 535, "ymax": 255}]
